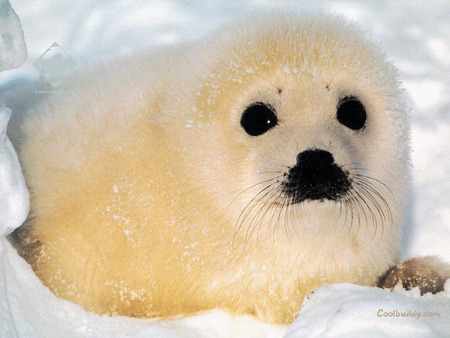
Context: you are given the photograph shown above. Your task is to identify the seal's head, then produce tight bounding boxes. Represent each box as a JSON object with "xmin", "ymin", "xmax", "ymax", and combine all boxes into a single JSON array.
[{"xmin": 174, "ymin": 13, "xmax": 410, "ymax": 247}]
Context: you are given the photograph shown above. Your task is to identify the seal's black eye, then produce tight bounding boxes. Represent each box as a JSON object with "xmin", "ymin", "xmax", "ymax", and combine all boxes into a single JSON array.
[
  {"xmin": 241, "ymin": 102, "xmax": 278, "ymax": 136},
  {"xmin": 337, "ymin": 97, "xmax": 367, "ymax": 130}
]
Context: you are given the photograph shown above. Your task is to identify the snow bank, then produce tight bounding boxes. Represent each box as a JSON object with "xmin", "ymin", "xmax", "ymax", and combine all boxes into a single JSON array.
[
  {"xmin": 286, "ymin": 283, "xmax": 450, "ymax": 338},
  {"xmin": 0, "ymin": 0, "xmax": 29, "ymax": 235},
  {"xmin": 0, "ymin": 238, "xmax": 286, "ymax": 338},
  {"xmin": 0, "ymin": 103, "xmax": 29, "ymax": 235},
  {"xmin": 1, "ymin": 237, "xmax": 448, "ymax": 337}
]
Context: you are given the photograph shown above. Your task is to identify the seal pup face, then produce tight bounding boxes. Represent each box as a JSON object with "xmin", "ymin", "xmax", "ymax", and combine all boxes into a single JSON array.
[
  {"xmin": 177, "ymin": 13, "xmax": 410, "ymax": 246},
  {"xmin": 240, "ymin": 100, "xmax": 355, "ymax": 203}
]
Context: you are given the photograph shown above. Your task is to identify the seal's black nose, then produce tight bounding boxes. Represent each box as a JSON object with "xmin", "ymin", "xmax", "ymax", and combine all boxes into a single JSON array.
[
  {"xmin": 282, "ymin": 149, "xmax": 351, "ymax": 203},
  {"xmin": 296, "ymin": 149, "xmax": 335, "ymax": 172}
]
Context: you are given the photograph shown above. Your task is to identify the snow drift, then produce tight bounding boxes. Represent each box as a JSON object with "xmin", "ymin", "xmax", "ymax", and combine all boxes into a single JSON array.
[{"xmin": 1, "ymin": 236, "xmax": 449, "ymax": 337}]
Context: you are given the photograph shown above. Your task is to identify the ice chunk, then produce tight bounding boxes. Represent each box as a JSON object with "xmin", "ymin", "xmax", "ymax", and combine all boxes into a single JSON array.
[
  {"xmin": 0, "ymin": 103, "xmax": 29, "ymax": 235},
  {"xmin": 0, "ymin": 0, "xmax": 30, "ymax": 235},
  {"xmin": 0, "ymin": 0, "xmax": 27, "ymax": 72}
]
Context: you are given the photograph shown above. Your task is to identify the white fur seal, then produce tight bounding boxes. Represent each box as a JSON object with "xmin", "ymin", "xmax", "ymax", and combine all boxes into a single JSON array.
[{"xmin": 12, "ymin": 13, "xmax": 449, "ymax": 323}]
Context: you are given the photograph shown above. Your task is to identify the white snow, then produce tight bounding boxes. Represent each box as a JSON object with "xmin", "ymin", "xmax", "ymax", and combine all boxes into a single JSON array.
[
  {"xmin": 0, "ymin": 0, "xmax": 449, "ymax": 337},
  {"xmin": 0, "ymin": 0, "xmax": 29, "ymax": 236},
  {"xmin": 286, "ymin": 283, "xmax": 450, "ymax": 337},
  {"xmin": 0, "ymin": 0, "xmax": 27, "ymax": 71},
  {"xmin": 0, "ymin": 103, "xmax": 29, "ymax": 235}
]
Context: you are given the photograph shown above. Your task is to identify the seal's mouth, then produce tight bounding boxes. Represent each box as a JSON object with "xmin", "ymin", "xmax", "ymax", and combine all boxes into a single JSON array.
[
  {"xmin": 281, "ymin": 149, "xmax": 351, "ymax": 204},
  {"xmin": 234, "ymin": 149, "xmax": 392, "ymax": 242}
]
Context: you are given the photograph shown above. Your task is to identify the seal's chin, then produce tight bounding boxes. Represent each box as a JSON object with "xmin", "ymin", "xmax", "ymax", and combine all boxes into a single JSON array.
[{"xmin": 280, "ymin": 149, "xmax": 351, "ymax": 204}]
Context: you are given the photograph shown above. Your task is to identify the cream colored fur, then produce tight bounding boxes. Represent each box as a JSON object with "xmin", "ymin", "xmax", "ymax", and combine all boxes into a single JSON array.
[{"xmin": 16, "ymin": 13, "xmax": 411, "ymax": 323}]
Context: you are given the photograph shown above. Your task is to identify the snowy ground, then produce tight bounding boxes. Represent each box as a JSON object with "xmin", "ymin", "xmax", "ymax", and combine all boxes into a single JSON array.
[{"xmin": 0, "ymin": 0, "xmax": 449, "ymax": 337}]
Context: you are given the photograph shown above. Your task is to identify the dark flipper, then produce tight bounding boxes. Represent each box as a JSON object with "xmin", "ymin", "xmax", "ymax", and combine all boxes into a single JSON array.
[{"xmin": 377, "ymin": 257, "xmax": 450, "ymax": 295}]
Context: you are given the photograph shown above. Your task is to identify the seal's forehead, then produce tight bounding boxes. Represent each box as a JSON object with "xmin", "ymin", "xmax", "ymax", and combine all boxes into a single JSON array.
[{"xmin": 212, "ymin": 13, "xmax": 386, "ymax": 76}]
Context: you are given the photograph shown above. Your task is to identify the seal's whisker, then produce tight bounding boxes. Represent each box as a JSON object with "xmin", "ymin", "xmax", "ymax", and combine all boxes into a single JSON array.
[
  {"xmin": 234, "ymin": 184, "xmax": 276, "ymax": 243},
  {"xmin": 347, "ymin": 190, "xmax": 359, "ymax": 238},
  {"xmin": 358, "ymin": 186, "xmax": 382, "ymax": 239},
  {"xmin": 351, "ymin": 174, "xmax": 392, "ymax": 239},
  {"xmin": 253, "ymin": 72, "xmax": 282, "ymax": 94},
  {"xmin": 228, "ymin": 175, "xmax": 283, "ymax": 208},
  {"xmin": 246, "ymin": 186, "xmax": 280, "ymax": 243},
  {"xmin": 352, "ymin": 192, "xmax": 361, "ymax": 238},
  {"xmin": 266, "ymin": 189, "xmax": 285, "ymax": 242},
  {"xmin": 355, "ymin": 187, "xmax": 376, "ymax": 240},
  {"xmin": 290, "ymin": 195, "xmax": 303, "ymax": 238},
  {"xmin": 284, "ymin": 193, "xmax": 294, "ymax": 242},
  {"xmin": 334, "ymin": 194, "xmax": 344, "ymax": 228},
  {"xmin": 272, "ymin": 190, "xmax": 287, "ymax": 239},
  {"xmin": 240, "ymin": 185, "xmax": 279, "ymax": 241},
  {"xmin": 352, "ymin": 173, "xmax": 393, "ymax": 196},
  {"xmin": 258, "ymin": 189, "xmax": 284, "ymax": 244},
  {"xmin": 344, "ymin": 164, "xmax": 394, "ymax": 192},
  {"xmin": 232, "ymin": 162, "xmax": 393, "ymax": 245},
  {"xmin": 357, "ymin": 179, "xmax": 392, "ymax": 225},
  {"xmin": 342, "ymin": 198, "xmax": 351, "ymax": 237},
  {"xmin": 349, "ymin": 185, "xmax": 372, "ymax": 236},
  {"xmin": 254, "ymin": 170, "xmax": 283, "ymax": 175}
]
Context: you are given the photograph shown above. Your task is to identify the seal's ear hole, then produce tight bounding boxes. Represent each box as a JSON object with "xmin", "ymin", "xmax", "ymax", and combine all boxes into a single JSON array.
[
  {"xmin": 241, "ymin": 102, "xmax": 278, "ymax": 136},
  {"xmin": 336, "ymin": 96, "xmax": 367, "ymax": 131}
]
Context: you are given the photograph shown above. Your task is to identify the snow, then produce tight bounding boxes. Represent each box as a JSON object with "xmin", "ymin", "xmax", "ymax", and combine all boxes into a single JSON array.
[
  {"xmin": 0, "ymin": 0, "xmax": 449, "ymax": 337},
  {"xmin": 286, "ymin": 283, "xmax": 450, "ymax": 337},
  {"xmin": 0, "ymin": 0, "xmax": 29, "ymax": 236},
  {"xmin": 0, "ymin": 0, "xmax": 27, "ymax": 71},
  {"xmin": 0, "ymin": 103, "xmax": 29, "ymax": 235}
]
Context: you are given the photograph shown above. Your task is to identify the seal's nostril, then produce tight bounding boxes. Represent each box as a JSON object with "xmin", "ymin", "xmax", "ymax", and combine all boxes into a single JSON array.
[{"xmin": 296, "ymin": 149, "xmax": 335, "ymax": 167}]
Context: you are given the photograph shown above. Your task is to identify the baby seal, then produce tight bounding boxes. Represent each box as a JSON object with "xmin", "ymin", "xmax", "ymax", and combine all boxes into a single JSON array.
[{"xmin": 13, "ymin": 13, "xmax": 449, "ymax": 323}]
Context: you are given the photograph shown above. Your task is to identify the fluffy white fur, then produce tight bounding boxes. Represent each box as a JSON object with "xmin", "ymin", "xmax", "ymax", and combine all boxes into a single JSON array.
[{"xmin": 15, "ymin": 13, "xmax": 411, "ymax": 323}]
